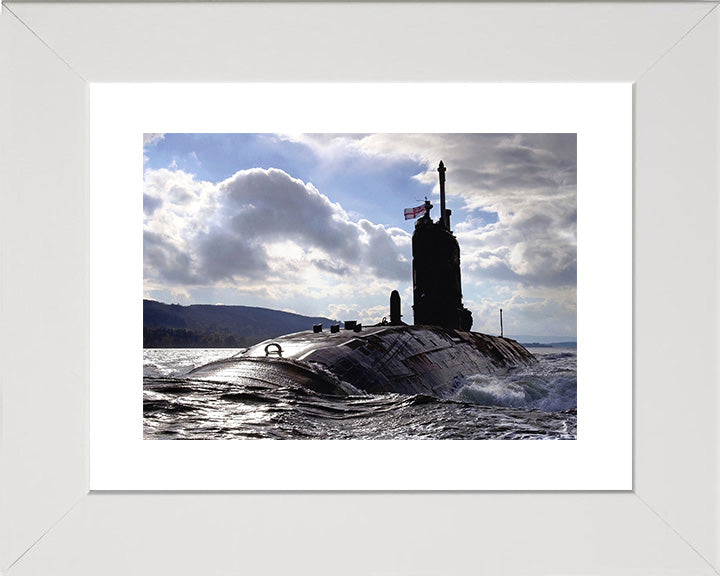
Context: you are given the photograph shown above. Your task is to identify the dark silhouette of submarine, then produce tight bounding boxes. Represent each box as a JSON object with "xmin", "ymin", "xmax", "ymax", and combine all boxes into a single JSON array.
[{"xmin": 188, "ymin": 161, "xmax": 536, "ymax": 397}]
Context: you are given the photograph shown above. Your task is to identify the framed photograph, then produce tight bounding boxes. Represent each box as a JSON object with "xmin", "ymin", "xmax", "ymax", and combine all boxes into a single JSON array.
[
  {"xmin": 140, "ymin": 131, "xmax": 581, "ymax": 441},
  {"xmin": 2, "ymin": 2, "xmax": 718, "ymax": 575}
]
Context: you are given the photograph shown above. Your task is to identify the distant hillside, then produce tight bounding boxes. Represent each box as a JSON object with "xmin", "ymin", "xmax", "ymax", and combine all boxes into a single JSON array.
[
  {"xmin": 520, "ymin": 341, "xmax": 577, "ymax": 348},
  {"xmin": 144, "ymin": 300, "xmax": 340, "ymax": 348}
]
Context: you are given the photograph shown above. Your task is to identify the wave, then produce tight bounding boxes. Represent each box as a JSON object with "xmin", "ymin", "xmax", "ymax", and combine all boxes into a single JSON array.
[
  {"xmin": 454, "ymin": 372, "xmax": 577, "ymax": 412},
  {"xmin": 144, "ymin": 374, "xmax": 576, "ymax": 439}
]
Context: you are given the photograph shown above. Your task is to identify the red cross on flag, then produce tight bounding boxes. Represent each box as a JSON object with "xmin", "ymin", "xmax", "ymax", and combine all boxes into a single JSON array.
[{"xmin": 404, "ymin": 204, "xmax": 426, "ymax": 220}]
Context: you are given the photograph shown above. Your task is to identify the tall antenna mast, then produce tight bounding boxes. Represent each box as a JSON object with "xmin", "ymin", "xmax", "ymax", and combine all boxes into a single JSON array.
[{"xmin": 438, "ymin": 161, "xmax": 447, "ymax": 229}]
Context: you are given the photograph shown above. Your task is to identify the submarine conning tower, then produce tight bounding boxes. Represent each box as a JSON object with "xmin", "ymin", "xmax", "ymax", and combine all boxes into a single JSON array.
[{"xmin": 412, "ymin": 161, "xmax": 473, "ymax": 331}]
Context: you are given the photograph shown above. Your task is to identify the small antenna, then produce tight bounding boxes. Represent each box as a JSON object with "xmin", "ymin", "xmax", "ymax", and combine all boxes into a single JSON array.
[
  {"xmin": 499, "ymin": 308, "xmax": 504, "ymax": 338},
  {"xmin": 438, "ymin": 161, "xmax": 447, "ymax": 229}
]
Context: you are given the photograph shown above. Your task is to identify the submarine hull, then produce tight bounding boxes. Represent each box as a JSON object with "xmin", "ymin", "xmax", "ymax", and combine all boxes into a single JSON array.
[{"xmin": 187, "ymin": 325, "xmax": 536, "ymax": 398}]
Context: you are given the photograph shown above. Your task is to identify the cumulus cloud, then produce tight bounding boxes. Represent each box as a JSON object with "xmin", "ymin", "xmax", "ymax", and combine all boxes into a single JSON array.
[
  {"xmin": 143, "ymin": 167, "xmax": 411, "ymax": 309},
  {"xmin": 220, "ymin": 168, "xmax": 361, "ymax": 265},
  {"xmin": 457, "ymin": 193, "xmax": 576, "ymax": 288}
]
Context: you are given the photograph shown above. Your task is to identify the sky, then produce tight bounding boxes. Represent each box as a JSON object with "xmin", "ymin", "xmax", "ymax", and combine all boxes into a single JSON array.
[{"xmin": 143, "ymin": 133, "xmax": 577, "ymax": 340}]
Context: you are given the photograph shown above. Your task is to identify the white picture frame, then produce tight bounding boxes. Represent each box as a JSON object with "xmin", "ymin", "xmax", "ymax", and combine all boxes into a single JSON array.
[
  {"xmin": 89, "ymin": 82, "xmax": 630, "ymax": 491},
  {"xmin": 2, "ymin": 2, "xmax": 718, "ymax": 575}
]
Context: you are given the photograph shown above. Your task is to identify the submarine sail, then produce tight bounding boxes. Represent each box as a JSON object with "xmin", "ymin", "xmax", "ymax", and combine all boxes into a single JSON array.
[{"xmin": 412, "ymin": 161, "xmax": 473, "ymax": 331}]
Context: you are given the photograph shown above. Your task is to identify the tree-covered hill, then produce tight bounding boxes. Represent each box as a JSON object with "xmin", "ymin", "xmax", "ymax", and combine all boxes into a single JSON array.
[{"xmin": 143, "ymin": 299, "xmax": 340, "ymax": 348}]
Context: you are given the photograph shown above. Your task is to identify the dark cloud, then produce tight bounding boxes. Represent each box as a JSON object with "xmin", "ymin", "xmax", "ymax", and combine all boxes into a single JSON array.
[
  {"xmin": 498, "ymin": 144, "xmax": 544, "ymax": 166},
  {"xmin": 446, "ymin": 135, "xmax": 577, "ymax": 290},
  {"xmin": 311, "ymin": 259, "xmax": 351, "ymax": 276},
  {"xmin": 452, "ymin": 134, "xmax": 577, "ymax": 201},
  {"xmin": 196, "ymin": 231, "xmax": 269, "ymax": 282},
  {"xmin": 143, "ymin": 231, "xmax": 199, "ymax": 285},
  {"xmin": 358, "ymin": 220, "xmax": 409, "ymax": 281},
  {"xmin": 465, "ymin": 257, "xmax": 522, "ymax": 284}
]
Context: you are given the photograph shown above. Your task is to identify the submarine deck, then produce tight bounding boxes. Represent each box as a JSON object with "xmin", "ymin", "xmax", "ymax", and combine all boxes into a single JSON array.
[{"xmin": 189, "ymin": 324, "xmax": 535, "ymax": 397}]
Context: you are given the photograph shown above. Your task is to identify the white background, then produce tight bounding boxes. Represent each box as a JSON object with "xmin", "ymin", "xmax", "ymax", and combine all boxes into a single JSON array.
[{"xmin": 90, "ymin": 83, "xmax": 632, "ymax": 490}]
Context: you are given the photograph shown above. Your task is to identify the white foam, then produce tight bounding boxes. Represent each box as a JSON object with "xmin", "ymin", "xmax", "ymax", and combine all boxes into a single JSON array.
[{"xmin": 454, "ymin": 351, "xmax": 577, "ymax": 412}]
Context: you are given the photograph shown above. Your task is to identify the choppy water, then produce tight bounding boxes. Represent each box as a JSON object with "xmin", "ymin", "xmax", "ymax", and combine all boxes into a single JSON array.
[{"xmin": 144, "ymin": 347, "xmax": 577, "ymax": 440}]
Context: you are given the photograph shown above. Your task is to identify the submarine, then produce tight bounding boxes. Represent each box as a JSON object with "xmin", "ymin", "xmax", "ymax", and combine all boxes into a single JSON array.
[{"xmin": 188, "ymin": 161, "xmax": 536, "ymax": 398}]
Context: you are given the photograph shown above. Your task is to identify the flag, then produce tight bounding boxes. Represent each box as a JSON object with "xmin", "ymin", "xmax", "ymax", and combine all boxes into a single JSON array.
[{"xmin": 404, "ymin": 204, "xmax": 426, "ymax": 220}]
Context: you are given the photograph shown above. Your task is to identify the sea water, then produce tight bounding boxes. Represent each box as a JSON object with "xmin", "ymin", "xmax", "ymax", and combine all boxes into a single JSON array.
[{"xmin": 143, "ymin": 347, "xmax": 577, "ymax": 440}]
